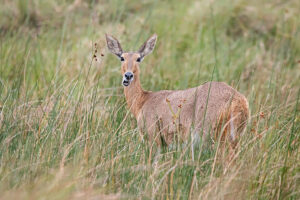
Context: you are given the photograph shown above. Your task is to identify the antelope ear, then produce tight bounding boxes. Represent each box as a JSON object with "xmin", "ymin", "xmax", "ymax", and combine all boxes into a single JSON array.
[
  {"xmin": 106, "ymin": 34, "xmax": 123, "ymax": 58},
  {"xmin": 138, "ymin": 34, "xmax": 157, "ymax": 60}
]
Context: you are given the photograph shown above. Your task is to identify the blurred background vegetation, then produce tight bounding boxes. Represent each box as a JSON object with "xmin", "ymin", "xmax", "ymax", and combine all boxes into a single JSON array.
[{"xmin": 0, "ymin": 0, "xmax": 299, "ymax": 199}]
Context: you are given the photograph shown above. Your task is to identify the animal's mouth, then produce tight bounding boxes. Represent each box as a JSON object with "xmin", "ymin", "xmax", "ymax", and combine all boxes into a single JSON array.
[{"xmin": 122, "ymin": 80, "xmax": 130, "ymax": 87}]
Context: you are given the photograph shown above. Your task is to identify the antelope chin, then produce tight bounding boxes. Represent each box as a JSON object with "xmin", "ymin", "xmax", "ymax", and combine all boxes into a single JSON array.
[
  {"xmin": 122, "ymin": 76, "xmax": 133, "ymax": 87},
  {"xmin": 122, "ymin": 80, "xmax": 130, "ymax": 87}
]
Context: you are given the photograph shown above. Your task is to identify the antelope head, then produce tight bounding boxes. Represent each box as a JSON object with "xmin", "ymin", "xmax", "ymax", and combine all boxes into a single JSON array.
[{"xmin": 106, "ymin": 34, "xmax": 157, "ymax": 87}]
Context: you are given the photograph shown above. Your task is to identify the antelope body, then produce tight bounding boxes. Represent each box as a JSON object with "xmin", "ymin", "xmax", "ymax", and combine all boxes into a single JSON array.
[{"xmin": 106, "ymin": 34, "xmax": 249, "ymax": 148}]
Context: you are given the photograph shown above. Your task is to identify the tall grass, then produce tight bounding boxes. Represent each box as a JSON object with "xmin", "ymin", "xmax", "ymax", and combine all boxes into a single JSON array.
[{"xmin": 0, "ymin": 0, "xmax": 299, "ymax": 199}]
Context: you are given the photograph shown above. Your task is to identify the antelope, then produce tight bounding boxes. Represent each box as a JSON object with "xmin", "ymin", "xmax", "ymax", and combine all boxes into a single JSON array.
[{"xmin": 106, "ymin": 34, "xmax": 249, "ymax": 154}]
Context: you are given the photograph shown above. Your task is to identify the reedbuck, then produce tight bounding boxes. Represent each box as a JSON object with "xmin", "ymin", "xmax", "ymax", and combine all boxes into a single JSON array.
[{"xmin": 106, "ymin": 34, "xmax": 249, "ymax": 153}]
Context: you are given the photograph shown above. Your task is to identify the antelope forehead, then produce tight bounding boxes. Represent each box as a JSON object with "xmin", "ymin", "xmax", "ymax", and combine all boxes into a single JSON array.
[{"xmin": 123, "ymin": 54, "xmax": 140, "ymax": 71}]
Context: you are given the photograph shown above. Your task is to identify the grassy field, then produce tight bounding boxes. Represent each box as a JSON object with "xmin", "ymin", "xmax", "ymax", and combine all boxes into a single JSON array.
[{"xmin": 0, "ymin": 0, "xmax": 299, "ymax": 199}]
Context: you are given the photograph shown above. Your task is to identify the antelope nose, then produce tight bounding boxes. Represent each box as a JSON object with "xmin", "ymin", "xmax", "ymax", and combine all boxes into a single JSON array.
[{"xmin": 124, "ymin": 72, "xmax": 133, "ymax": 80}]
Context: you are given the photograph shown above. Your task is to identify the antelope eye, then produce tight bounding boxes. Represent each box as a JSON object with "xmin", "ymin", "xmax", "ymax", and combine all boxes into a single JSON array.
[
  {"xmin": 136, "ymin": 57, "xmax": 141, "ymax": 62},
  {"xmin": 120, "ymin": 57, "xmax": 125, "ymax": 61}
]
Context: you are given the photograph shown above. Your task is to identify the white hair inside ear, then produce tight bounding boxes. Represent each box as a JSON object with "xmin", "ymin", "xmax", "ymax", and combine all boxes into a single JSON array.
[
  {"xmin": 138, "ymin": 34, "xmax": 157, "ymax": 59},
  {"xmin": 105, "ymin": 34, "xmax": 123, "ymax": 58}
]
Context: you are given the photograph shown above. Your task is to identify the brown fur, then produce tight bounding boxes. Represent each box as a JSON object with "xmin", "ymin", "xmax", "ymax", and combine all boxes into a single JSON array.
[
  {"xmin": 135, "ymin": 81, "xmax": 249, "ymax": 147},
  {"xmin": 121, "ymin": 53, "xmax": 149, "ymax": 118},
  {"xmin": 106, "ymin": 35, "xmax": 249, "ymax": 148},
  {"xmin": 215, "ymin": 95, "xmax": 249, "ymax": 148}
]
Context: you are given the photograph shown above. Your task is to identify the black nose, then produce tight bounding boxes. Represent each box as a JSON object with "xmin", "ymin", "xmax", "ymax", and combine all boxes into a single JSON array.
[{"xmin": 124, "ymin": 72, "xmax": 133, "ymax": 80}]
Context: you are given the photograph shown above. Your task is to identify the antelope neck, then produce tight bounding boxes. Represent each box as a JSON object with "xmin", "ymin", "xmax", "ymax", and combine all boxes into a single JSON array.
[{"xmin": 124, "ymin": 76, "xmax": 148, "ymax": 118}]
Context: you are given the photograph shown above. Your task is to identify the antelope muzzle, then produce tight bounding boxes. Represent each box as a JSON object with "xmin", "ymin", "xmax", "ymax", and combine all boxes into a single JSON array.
[{"xmin": 122, "ymin": 72, "xmax": 134, "ymax": 87}]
